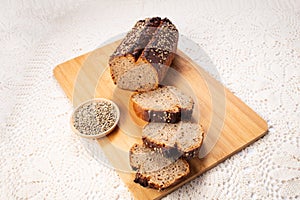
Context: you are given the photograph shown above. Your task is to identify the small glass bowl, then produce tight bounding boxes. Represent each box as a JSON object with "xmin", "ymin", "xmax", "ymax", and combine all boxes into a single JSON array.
[{"xmin": 70, "ymin": 98, "xmax": 120, "ymax": 139}]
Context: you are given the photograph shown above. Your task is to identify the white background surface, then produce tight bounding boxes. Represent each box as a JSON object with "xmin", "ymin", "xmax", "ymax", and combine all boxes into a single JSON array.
[{"xmin": 0, "ymin": 0, "xmax": 299, "ymax": 199}]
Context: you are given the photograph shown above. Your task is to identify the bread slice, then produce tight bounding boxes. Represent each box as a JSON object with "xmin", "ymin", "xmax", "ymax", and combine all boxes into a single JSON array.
[
  {"xmin": 109, "ymin": 17, "xmax": 178, "ymax": 91},
  {"xmin": 142, "ymin": 122, "xmax": 204, "ymax": 158},
  {"xmin": 129, "ymin": 143, "xmax": 190, "ymax": 190},
  {"xmin": 131, "ymin": 86, "xmax": 194, "ymax": 123}
]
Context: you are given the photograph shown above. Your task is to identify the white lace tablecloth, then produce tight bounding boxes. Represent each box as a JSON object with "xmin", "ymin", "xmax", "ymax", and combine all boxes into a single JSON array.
[{"xmin": 1, "ymin": 0, "xmax": 299, "ymax": 199}]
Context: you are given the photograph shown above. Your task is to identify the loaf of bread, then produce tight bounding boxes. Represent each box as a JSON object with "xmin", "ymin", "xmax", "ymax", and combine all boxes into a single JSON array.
[
  {"xmin": 109, "ymin": 17, "xmax": 179, "ymax": 91},
  {"xmin": 129, "ymin": 143, "xmax": 190, "ymax": 190},
  {"xmin": 131, "ymin": 86, "xmax": 194, "ymax": 123},
  {"xmin": 142, "ymin": 122, "xmax": 204, "ymax": 158}
]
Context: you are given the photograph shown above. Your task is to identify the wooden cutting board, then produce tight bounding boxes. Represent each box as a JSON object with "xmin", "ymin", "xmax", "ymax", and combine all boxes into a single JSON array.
[{"xmin": 53, "ymin": 39, "xmax": 268, "ymax": 200}]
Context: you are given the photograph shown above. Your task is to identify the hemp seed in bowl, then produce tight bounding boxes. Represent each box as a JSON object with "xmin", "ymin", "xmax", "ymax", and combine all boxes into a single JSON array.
[{"xmin": 71, "ymin": 98, "xmax": 120, "ymax": 138}]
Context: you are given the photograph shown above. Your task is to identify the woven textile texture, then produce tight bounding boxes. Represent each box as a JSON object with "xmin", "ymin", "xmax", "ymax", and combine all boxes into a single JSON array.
[{"xmin": 0, "ymin": 0, "xmax": 299, "ymax": 199}]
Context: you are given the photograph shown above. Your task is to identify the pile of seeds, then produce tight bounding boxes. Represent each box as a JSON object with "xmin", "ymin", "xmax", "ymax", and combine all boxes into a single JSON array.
[{"xmin": 73, "ymin": 100, "xmax": 118, "ymax": 135}]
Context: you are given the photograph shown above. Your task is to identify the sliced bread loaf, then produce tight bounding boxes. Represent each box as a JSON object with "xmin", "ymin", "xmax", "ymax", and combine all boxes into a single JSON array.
[
  {"xmin": 109, "ymin": 17, "xmax": 178, "ymax": 91},
  {"xmin": 131, "ymin": 86, "xmax": 194, "ymax": 123},
  {"xmin": 142, "ymin": 122, "xmax": 204, "ymax": 158},
  {"xmin": 129, "ymin": 143, "xmax": 190, "ymax": 190}
]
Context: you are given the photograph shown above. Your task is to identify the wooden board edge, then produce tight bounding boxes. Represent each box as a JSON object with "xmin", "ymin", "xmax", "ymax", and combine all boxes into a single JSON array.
[
  {"xmin": 148, "ymin": 128, "xmax": 269, "ymax": 200},
  {"xmin": 224, "ymin": 88, "xmax": 269, "ymax": 132},
  {"xmin": 176, "ymin": 49, "xmax": 269, "ymax": 133},
  {"xmin": 52, "ymin": 44, "xmax": 269, "ymax": 200}
]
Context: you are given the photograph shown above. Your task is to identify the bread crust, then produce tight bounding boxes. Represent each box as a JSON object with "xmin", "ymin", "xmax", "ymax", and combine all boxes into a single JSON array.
[
  {"xmin": 140, "ymin": 18, "xmax": 178, "ymax": 82},
  {"xmin": 133, "ymin": 160, "xmax": 190, "ymax": 190},
  {"xmin": 134, "ymin": 164, "xmax": 190, "ymax": 190},
  {"xmin": 109, "ymin": 17, "xmax": 161, "ymax": 62},
  {"xmin": 131, "ymin": 96, "xmax": 193, "ymax": 123},
  {"xmin": 142, "ymin": 124, "xmax": 205, "ymax": 159},
  {"xmin": 109, "ymin": 17, "xmax": 179, "ymax": 91},
  {"xmin": 129, "ymin": 143, "xmax": 190, "ymax": 190}
]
